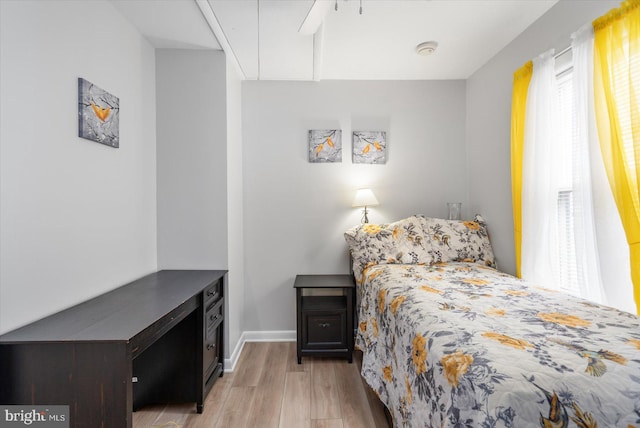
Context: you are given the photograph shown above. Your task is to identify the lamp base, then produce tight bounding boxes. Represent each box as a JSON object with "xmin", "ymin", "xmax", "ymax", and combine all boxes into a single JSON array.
[{"xmin": 362, "ymin": 207, "xmax": 370, "ymax": 224}]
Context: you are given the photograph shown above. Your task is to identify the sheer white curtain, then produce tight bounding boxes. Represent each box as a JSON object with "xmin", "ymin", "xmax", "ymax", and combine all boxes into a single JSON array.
[
  {"xmin": 521, "ymin": 50, "xmax": 561, "ymax": 287},
  {"xmin": 571, "ymin": 24, "xmax": 607, "ymax": 303}
]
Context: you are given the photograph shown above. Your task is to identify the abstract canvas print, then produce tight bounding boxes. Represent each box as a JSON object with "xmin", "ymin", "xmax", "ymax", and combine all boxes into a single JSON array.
[
  {"xmin": 352, "ymin": 131, "xmax": 387, "ymax": 164},
  {"xmin": 78, "ymin": 78, "xmax": 119, "ymax": 148},
  {"xmin": 308, "ymin": 129, "xmax": 342, "ymax": 163}
]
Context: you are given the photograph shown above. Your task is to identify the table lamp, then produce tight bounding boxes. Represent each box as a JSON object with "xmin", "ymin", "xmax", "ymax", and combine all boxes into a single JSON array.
[{"xmin": 352, "ymin": 189, "xmax": 379, "ymax": 223}]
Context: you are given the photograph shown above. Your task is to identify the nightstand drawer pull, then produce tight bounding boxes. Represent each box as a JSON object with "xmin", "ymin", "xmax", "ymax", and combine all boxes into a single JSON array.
[
  {"xmin": 318, "ymin": 322, "xmax": 331, "ymax": 328},
  {"xmin": 207, "ymin": 343, "xmax": 216, "ymax": 351},
  {"xmin": 209, "ymin": 314, "xmax": 221, "ymax": 322}
]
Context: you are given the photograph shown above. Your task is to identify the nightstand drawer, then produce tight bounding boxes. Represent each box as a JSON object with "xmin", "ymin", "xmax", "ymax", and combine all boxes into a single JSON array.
[{"xmin": 303, "ymin": 311, "xmax": 346, "ymax": 348}]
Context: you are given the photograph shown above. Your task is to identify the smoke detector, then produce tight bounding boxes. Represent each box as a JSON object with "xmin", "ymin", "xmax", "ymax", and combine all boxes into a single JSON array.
[{"xmin": 416, "ymin": 41, "xmax": 438, "ymax": 56}]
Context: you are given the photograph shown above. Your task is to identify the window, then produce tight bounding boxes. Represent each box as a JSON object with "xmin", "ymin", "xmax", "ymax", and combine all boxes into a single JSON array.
[
  {"xmin": 554, "ymin": 58, "xmax": 580, "ymax": 296},
  {"xmin": 515, "ymin": 22, "xmax": 637, "ymax": 311},
  {"xmin": 552, "ymin": 43, "xmax": 634, "ymax": 309}
]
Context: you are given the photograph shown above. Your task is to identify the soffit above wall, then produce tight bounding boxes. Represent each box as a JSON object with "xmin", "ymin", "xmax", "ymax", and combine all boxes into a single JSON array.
[{"xmin": 110, "ymin": 0, "xmax": 222, "ymax": 50}]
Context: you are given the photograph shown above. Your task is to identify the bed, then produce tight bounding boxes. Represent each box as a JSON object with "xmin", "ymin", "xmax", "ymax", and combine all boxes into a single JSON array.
[{"xmin": 345, "ymin": 215, "xmax": 640, "ymax": 428}]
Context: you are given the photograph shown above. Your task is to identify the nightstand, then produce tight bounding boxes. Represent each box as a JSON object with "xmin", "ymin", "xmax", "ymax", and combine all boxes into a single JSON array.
[{"xmin": 294, "ymin": 274, "xmax": 355, "ymax": 364}]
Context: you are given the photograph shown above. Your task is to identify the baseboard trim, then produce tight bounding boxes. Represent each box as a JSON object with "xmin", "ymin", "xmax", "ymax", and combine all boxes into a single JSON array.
[
  {"xmin": 224, "ymin": 330, "xmax": 295, "ymax": 372},
  {"xmin": 243, "ymin": 330, "xmax": 296, "ymax": 342},
  {"xmin": 224, "ymin": 332, "xmax": 247, "ymax": 373}
]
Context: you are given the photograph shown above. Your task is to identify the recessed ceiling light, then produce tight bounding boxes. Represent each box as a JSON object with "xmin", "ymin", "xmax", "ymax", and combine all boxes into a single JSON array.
[{"xmin": 416, "ymin": 41, "xmax": 438, "ymax": 56}]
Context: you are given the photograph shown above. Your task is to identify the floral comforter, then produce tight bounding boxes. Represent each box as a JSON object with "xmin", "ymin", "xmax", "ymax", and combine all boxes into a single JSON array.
[{"xmin": 357, "ymin": 262, "xmax": 640, "ymax": 427}]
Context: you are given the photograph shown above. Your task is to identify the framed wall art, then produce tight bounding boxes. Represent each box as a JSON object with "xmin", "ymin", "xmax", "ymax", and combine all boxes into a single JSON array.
[
  {"xmin": 352, "ymin": 131, "xmax": 387, "ymax": 164},
  {"xmin": 308, "ymin": 129, "xmax": 342, "ymax": 163},
  {"xmin": 78, "ymin": 78, "xmax": 120, "ymax": 148}
]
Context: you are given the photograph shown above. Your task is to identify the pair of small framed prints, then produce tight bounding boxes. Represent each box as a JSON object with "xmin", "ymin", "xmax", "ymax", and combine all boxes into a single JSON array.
[{"xmin": 308, "ymin": 129, "xmax": 387, "ymax": 164}]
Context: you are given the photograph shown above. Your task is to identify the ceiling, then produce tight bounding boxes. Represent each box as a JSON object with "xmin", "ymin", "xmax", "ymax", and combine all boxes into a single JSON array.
[{"xmin": 111, "ymin": 0, "xmax": 558, "ymax": 81}]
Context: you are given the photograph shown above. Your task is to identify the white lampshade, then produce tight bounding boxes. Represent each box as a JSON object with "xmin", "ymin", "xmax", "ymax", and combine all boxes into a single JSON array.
[{"xmin": 352, "ymin": 189, "xmax": 379, "ymax": 208}]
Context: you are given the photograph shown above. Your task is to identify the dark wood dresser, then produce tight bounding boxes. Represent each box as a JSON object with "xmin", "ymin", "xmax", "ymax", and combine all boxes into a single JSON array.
[{"xmin": 0, "ymin": 269, "xmax": 227, "ymax": 428}]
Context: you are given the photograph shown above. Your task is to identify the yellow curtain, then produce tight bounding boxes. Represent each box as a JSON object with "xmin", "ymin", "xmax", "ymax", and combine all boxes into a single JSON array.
[
  {"xmin": 511, "ymin": 61, "xmax": 533, "ymax": 278},
  {"xmin": 593, "ymin": 0, "xmax": 640, "ymax": 313}
]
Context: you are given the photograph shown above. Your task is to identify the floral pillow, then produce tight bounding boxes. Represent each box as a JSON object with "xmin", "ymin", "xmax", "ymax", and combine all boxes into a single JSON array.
[
  {"xmin": 344, "ymin": 216, "xmax": 430, "ymax": 285},
  {"xmin": 416, "ymin": 214, "xmax": 497, "ymax": 268}
]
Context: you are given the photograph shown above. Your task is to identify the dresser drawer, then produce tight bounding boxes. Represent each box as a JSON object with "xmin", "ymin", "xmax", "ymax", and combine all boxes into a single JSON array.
[
  {"xmin": 204, "ymin": 280, "xmax": 222, "ymax": 307},
  {"xmin": 302, "ymin": 311, "xmax": 346, "ymax": 349},
  {"xmin": 206, "ymin": 299, "xmax": 224, "ymax": 338}
]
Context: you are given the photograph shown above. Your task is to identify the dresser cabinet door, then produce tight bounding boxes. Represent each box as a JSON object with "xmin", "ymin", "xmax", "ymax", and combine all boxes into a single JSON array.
[{"xmin": 203, "ymin": 327, "xmax": 220, "ymax": 381}]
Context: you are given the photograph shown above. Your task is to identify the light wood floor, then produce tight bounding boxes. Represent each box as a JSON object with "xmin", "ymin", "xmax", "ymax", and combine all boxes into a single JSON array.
[{"xmin": 133, "ymin": 341, "xmax": 390, "ymax": 428}]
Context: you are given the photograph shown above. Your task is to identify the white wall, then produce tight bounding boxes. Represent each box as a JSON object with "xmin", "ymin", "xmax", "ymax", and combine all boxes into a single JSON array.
[
  {"xmin": 242, "ymin": 80, "xmax": 466, "ymax": 331},
  {"xmin": 226, "ymin": 59, "xmax": 245, "ymax": 356},
  {"xmin": 0, "ymin": 0, "xmax": 158, "ymax": 334},
  {"xmin": 465, "ymin": 1, "xmax": 618, "ymax": 275},
  {"xmin": 156, "ymin": 49, "xmax": 228, "ymax": 270}
]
